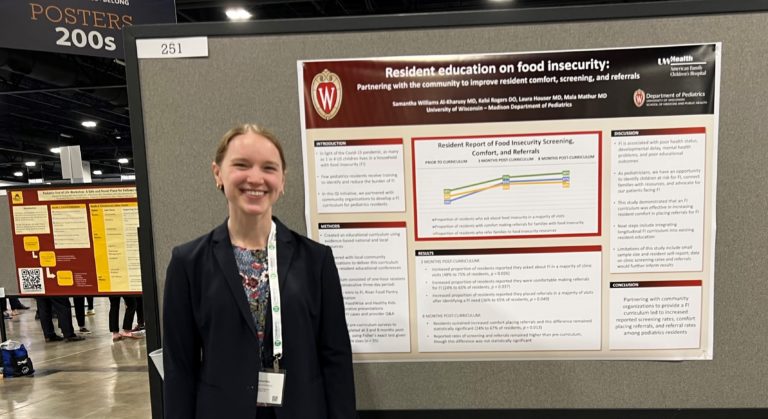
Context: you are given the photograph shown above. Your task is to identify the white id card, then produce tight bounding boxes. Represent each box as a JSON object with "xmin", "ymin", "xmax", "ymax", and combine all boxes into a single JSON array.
[{"xmin": 257, "ymin": 370, "xmax": 286, "ymax": 406}]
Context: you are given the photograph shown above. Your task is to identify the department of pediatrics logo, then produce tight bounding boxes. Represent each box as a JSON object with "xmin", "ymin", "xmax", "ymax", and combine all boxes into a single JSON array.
[
  {"xmin": 633, "ymin": 89, "xmax": 646, "ymax": 108},
  {"xmin": 311, "ymin": 69, "xmax": 342, "ymax": 120}
]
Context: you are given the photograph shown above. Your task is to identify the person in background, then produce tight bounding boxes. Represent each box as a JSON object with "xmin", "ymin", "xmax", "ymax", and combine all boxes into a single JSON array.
[
  {"xmin": 163, "ymin": 124, "xmax": 356, "ymax": 419},
  {"xmin": 2, "ymin": 297, "xmax": 30, "ymax": 319},
  {"xmin": 72, "ymin": 297, "xmax": 92, "ymax": 334},
  {"xmin": 109, "ymin": 296, "xmax": 143, "ymax": 342},
  {"xmin": 37, "ymin": 297, "xmax": 85, "ymax": 342},
  {"xmin": 2, "ymin": 298, "xmax": 10, "ymax": 320},
  {"xmin": 131, "ymin": 296, "xmax": 145, "ymax": 331},
  {"xmin": 9, "ymin": 296, "xmax": 30, "ymax": 311},
  {"xmin": 86, "ymin": 296, "xmax": 95, "ymax": 315}
]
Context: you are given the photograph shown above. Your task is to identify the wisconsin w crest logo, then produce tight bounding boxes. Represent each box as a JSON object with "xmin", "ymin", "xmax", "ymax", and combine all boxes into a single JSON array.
[{"xmin": 311, "ymin": 69, "xmax": 342, "ymax": 120}]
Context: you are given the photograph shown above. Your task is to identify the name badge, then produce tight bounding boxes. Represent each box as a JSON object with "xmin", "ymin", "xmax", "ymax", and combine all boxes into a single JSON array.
[{"xmin": 257, "ymin": 370, "xmax": 286, "ymax": 406}]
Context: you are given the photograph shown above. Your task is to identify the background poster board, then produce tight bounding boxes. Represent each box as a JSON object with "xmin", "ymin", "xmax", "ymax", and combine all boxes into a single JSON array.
[
  {"xmin": 298, "ymin": 44, "xmax": 718, "ymax": 361},
  {"xmin": 5, "ymin": 184, "xmax": 141, "ymax": 296},
  {"xmin": 125, "ymin": 4, "xmax": 768, "ymax": 415}
]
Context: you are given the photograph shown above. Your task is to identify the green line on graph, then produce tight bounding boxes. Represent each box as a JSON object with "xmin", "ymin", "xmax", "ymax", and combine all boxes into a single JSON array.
[{"xmin": 446, "ymin": 172, "xmax": 565, "ymax": 193}]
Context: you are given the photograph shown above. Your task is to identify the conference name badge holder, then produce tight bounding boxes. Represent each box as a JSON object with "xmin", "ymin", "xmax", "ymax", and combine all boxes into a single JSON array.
[
  {"xmin": 257, "ymin": 354, "xmax": 286, "ymax": 406},
  {"xmin": 257, "ymin": 221, "xmax": 286, "ymax": 407}
]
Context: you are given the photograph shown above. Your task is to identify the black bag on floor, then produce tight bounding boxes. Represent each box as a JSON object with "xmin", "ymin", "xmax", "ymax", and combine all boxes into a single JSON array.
[{"xmin": 1, "ymin": 340, "xmax": 35, "ymax": 377}]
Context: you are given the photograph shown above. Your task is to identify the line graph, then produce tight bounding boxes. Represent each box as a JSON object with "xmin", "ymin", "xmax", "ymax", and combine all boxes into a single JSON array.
[
  {"xmin": 444, "ymin": 170, "xmax": 570, "ymax": 204},
  {"xmin": 412, "ymin": 131, "xmax": 600, "ymax": 239}
]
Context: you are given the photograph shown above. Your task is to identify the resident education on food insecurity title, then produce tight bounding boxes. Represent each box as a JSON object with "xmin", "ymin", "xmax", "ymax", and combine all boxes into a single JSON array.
[
  {"xmin": 355, "ymin": 58, "xmax": 646, "ymax": 93},
  {"xmin": 385, "ymin": 59, "xmax": 610, "ymax": 78}
]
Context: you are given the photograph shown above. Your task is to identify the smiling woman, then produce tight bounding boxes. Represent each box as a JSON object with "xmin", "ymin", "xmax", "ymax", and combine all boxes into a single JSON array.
[
  {"xmin": 162, "ymin": 123, "xmax": 357, "ymax": 419},
  {"xmin": 212, "ymin": 125, "xmax": 286, "ymax": 228}
]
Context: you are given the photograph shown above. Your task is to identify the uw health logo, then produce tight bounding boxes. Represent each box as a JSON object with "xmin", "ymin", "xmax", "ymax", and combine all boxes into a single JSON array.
[
  {"xmin": 633, "ymin": 89, "xmax": 646, "ymax": 108},
  {"xmin": 311, "ymin": 69, "xmax": 342, "ymax": 120},
  {"xmin": 657, "ymin": 55, "xmax": 694, "ymax": 65}
]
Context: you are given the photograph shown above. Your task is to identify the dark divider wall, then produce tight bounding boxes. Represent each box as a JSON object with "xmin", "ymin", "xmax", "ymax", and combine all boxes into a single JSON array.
[
  {"xmin": 0, "ymin": 197, "xmax": 19, "ymax": 294},
  {"xmin": 125, "ymin": 3, "xmax": 768, "ymax": 416}
]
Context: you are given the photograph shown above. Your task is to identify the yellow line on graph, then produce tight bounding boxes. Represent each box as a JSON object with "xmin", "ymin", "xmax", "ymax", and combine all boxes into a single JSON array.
[
  {"xmin": 447, "ymin": 180, "xmax": 563, "ymax": 199},
  {"xmin": 447, "ymin": 183, "xmax": 503, "ymax": 198}
]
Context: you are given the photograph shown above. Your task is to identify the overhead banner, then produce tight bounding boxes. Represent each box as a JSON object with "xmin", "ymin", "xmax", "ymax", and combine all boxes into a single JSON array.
[
  {"xmin": 0, "ymin": 0, "xmax": 176, "ymax": 58},
  {"xmin": 298, "ymin": 43, "xmax": 720, "ymax": 361},
  {"xmin": 6, "ymin": 184, "xmax": 141, "ymax": 296}
]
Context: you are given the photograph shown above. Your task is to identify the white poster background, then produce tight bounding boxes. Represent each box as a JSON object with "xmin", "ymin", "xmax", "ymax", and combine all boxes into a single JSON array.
[
  {"xmin": 609, "ymin": 282, "xmax": 702, "ymax": 350},
  {"xmin": 314, "ymin": 140, "xmax": 405, "ymax": 213},
  {"xmin": 416, "ymin": 249, "xmax": 601, "ymax": 352},
  {"xmin": 319, "ymin": 225, "xmax": 411, "ymax": 353},
  {"xmin": 611, "ymin": 129, "xmax": 706, "ymax": 273}
]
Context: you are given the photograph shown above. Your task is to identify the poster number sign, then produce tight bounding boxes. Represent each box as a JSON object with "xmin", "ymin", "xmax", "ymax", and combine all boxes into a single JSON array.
[{"xmin": 136, "ymin": 37, "xmax": 209, "ymax": 59}]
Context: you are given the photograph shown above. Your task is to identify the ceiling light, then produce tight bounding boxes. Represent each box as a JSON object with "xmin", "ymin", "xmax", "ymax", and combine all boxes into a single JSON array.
[
  {"xmin": 50, "ymin": 147, "xmax": 61, "ymax": 154},
  {"xmin": 226, "ymin": 8, "xmax": 252, "ymax": 21},
  {"xmin": 25, "ymin": 161, "xmax": 36, "ymax": 167},
  {"xmin": 60, "ymin": 133, "xmax": 73, "ymax": 138},
  {"xmin": 13, "ymin": 171, "xmax": 23, "ymax": 177},
  {"xmin": 118, "ymin": 158, "xmax": 129, "ymax": 164},
  {"xmin": 116, "ymin": 136, "xmax": 122, "ymax": 140},
  {"xmin": 81, "ymin": 120, "xmax": 97, "ymax": 128},
  {"xmin": 93, "ymin": 170, "xmax": 103, "ymax": 175}
]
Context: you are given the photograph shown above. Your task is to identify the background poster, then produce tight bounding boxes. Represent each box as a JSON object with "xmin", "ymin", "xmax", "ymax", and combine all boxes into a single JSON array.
[
  {"xmin": 6, "ymin": 184, "xmax": 141, "ymax": 296},
  {"xmin": 298, "ymin": 43, "xmax": 719, "ymax": 361}
]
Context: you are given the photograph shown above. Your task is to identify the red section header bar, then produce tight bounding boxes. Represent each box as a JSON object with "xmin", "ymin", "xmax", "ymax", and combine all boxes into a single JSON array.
[
  {"xmin": 415, "ymin": 245, "xmax": 601, "ymax": 256},
  {"xmin": 314, "ymin": 138, "xmax": 403, "ymax": 147},
  {"xmin": 319, "ymin": 221, "xmax": 407, "ymax": 229},
  {"xmin": 611, "ymin": 127, "xmax": 706, "ymax": 137},
  {"xmin": 610, "ymin": 280, "xmax": 702, "ymax": 288}
]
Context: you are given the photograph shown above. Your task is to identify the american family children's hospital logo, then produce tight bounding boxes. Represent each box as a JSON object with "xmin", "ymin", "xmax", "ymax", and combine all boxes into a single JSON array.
[
  {"xmin": 311, "ymin": 69, "xmax": 342, "ymax": 120},
  {"xmin": 633, "ymin": 89, "xmax": 646, "ymax": 108}
]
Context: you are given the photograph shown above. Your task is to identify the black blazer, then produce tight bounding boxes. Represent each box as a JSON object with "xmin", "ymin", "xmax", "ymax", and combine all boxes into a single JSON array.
[{"xmin": 162, "ymin": 218, "xmax": 356, "ymax": 419}]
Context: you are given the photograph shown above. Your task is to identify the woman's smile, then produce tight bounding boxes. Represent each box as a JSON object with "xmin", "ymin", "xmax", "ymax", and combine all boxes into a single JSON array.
[{"xmin": 213, "ymin": 131, "xmax": 286, "ymax": 220}]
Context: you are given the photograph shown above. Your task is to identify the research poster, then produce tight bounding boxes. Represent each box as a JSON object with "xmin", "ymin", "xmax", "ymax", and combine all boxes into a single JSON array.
[
  {"xmin": 6, "ymin": 184, "xmax": 141, "ymax": 296},
  {"xmin": 298, "ymin": 43, "xmax": 719, "ymax": 361}
]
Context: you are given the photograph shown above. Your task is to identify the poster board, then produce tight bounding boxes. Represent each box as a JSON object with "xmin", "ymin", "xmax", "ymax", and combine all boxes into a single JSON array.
[
  {"xmin": 125, "ymin": 3, "xmax": 768, "ymax": 415},
  {"xmin": 298, "ymin": 44, "xmax": 718, "ymax": 361},
  {"xmin": 4, "ymin": 184, "xmax": 141, "ymax": 296}
]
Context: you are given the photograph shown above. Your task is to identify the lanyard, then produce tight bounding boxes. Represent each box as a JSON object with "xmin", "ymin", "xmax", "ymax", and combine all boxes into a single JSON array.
[{"xmin": 266, "ymin": 220, "xmax": 283, "ymax": 371}]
